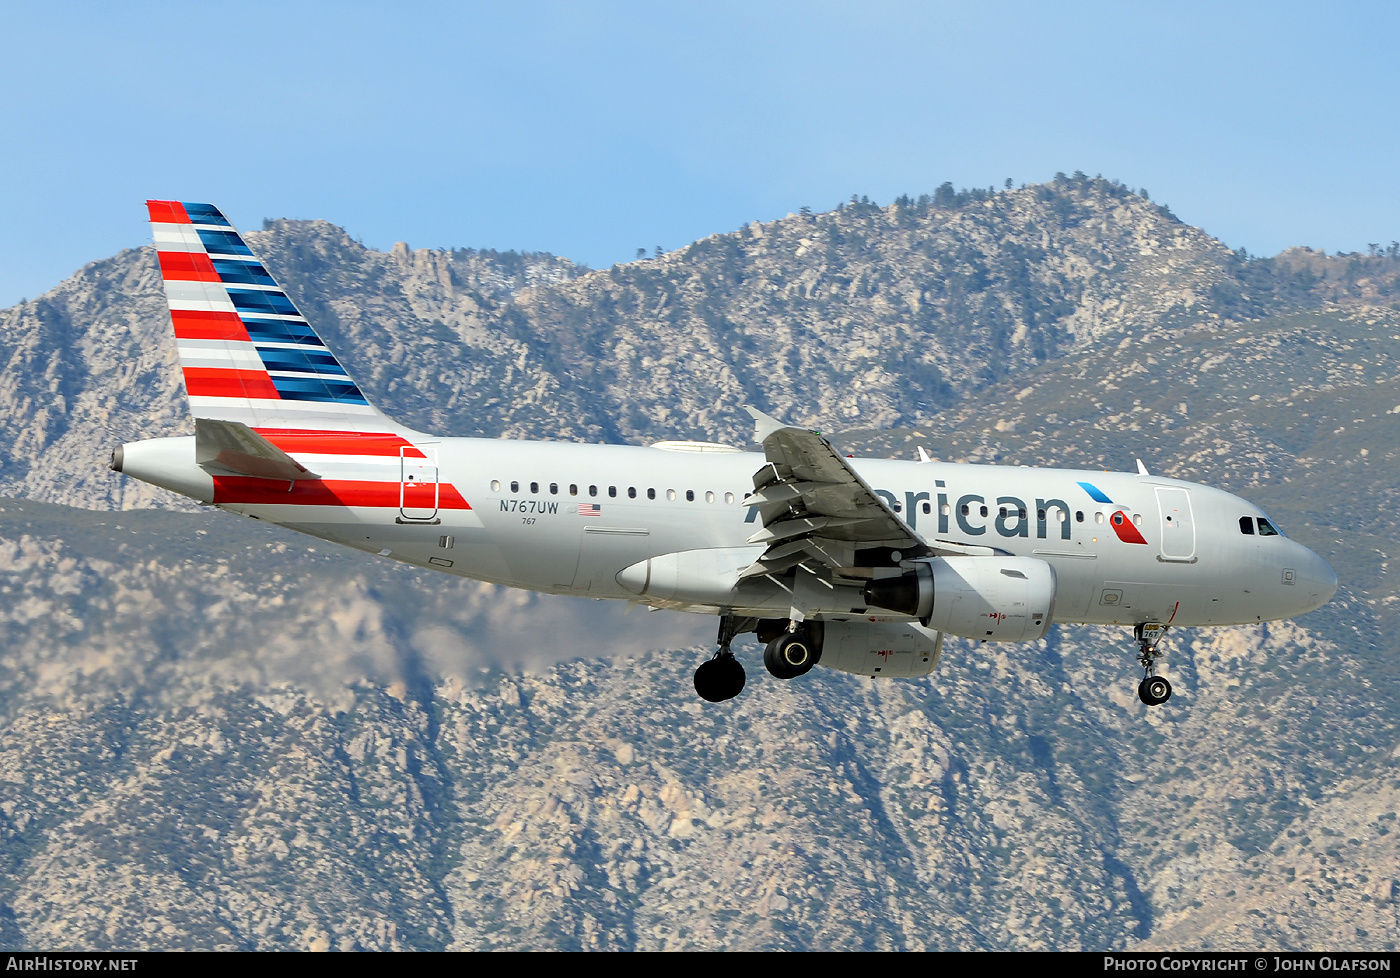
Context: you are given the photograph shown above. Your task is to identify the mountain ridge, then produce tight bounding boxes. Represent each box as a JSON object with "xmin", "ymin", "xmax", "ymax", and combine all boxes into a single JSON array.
[{"xmin": 9, "ymin": 174, "xmax": 1398, "ymax": 512}]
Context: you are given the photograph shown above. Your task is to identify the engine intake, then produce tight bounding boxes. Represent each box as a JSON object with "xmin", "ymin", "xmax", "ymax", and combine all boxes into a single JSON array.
[{"xmin": 862, "ymin": 556, "xmax": 1056, "ymax": 643}]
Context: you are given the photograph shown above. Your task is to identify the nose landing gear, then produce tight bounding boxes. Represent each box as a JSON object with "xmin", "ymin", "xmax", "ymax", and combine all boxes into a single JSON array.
[{"xmin": 1135, "ymin": 622, "xmax": 1173, "ymax": 706}]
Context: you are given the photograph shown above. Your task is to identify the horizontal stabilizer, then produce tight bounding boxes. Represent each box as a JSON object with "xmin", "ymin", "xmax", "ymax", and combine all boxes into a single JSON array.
[{"xmin": 195, "ymin": 418, "xmax": 319, "ymax": 481}]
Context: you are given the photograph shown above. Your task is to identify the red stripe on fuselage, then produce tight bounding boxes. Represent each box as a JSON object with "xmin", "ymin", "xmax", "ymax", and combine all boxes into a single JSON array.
[
  {"xmin": 183, "ymin": 368, "xmax": 281, "ymax": 399},
  {"xmin": 213, "ymin": 477, "xmax": 471, "ymax": 509},
  {"xmin": 1110, "ymin": 511, "xmax": 1149, "ymax": 545},
  {"xmin": 171, "ymin": 309, "xmax": 250, "ymax": 341},
  {"xmin": 253, "ymin": 429, "xmax": 426, "ymax": 458},
  {"xmin": 146, "ymin": 200, "xmax": 189, "ymax": 224},
  {"xmin": 158, "ymin": 250, "xmax": 220, "ymax": 282}
]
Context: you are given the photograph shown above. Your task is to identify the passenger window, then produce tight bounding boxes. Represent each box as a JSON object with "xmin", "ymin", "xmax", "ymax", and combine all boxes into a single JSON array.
[
  {"xmin": 1133, "ymin": 513, "xmax": 1142, "ymax": 526},
  {"xmin": 549, "ymin": 483, "xmax": 558, "ymax": 495},
  {"xmin": 1075, "ymin": 510, "xmax": 1084, "ymax": 522},
  {"xmin": 1240, "ymin": 516, "xmax": 1255, "ymax": 535},
  {"xmin": 893, "ymin": 501, "xmax": 902, "ymax": 512},
  {"xmin": 569, "ymin": 484, "xmax": 578, "ymax": 496},
  {"xmin": 530, "ymin": 482, "xmax": 539, "ymax": 494},
  {"xmin": 491, "ymin": 480, "xmax": 501, "ymax": 492},
  {"xmin": 1258, "ymin": 518, "xmax": 1280, "ymax": 537},
  {"xmin": 1018, "ymin": 508, "xmax": 1026, "ymax": 520},
  {"xmin": 705, "ymin": 491, "xmax": 715, "ymax": 503},
  {"xmin": 1037, "ymin": 509, "xmax": 1045, "ymax": 521},
  {"xmin": 1094, "ymin": 512, "xmax": 1104, "ymax": 525},
  {"xmin": 510, "ymin": 481, "xmax": 519, "ymax": 493},
  {"xmin": 589, "ymin": 485, "xmax": 598, "ymax": 497},
  {"xmin": 666, "ymin": 489, "xmax": 676, "ymax": 501},
  {"xmin": 961, "ymin": 504, "xmax": 970, "ymax": 516},
  {"xmin": 998, "ymin": 506, "xmax": 1007, "ymax": 518},
  {"xmin": 979, "ymin": 505, "xmax": 988, "ymax": 518},
  {"xmin": 941, "ymin": 503, "xmax": 951, "ymax": 516},
  {"xmin": 724, "ymin": 492, "xmax": 735, "ymax": 504},
  {"xmin": 608, "ymin": 486, "xmax": 616, "ymax": 497},
  {"xmin": 922, "ymin": 502, "xmax": 931, "ymax": 515},
  {"xmin": 628, "ymin": 487, "xmax": 636, "ymax": 499},
  {"xmin": 647, "ymin": 488, "xmax": 656, "ymax": 500},
  {"xmin": 686, "ymin": 490, "xmax": 695, "ymax": 502}
]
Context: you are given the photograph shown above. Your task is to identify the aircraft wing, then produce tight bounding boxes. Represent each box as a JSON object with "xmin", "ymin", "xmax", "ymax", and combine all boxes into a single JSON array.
[{"xmin": 740, "ymin": 408, "xmax": 973, "ymax": 581}]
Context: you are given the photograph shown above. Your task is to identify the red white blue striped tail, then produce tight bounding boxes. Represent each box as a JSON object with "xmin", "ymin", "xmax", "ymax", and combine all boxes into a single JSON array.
[{"xmin": 148, "ymin": 200, "xmax": 391, "ymax": 431}]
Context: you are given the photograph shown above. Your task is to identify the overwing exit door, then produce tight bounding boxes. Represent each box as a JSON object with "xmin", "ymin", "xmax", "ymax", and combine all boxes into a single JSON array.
[{"xmin": 399, "ymin": 446, "xmax": 439, "ymax": 523}]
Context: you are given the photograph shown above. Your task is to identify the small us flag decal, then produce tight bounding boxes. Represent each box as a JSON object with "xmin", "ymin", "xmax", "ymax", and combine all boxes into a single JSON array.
[{"xmin": 579, "ymin": 503, "xmax": 601, "ymax": 516}]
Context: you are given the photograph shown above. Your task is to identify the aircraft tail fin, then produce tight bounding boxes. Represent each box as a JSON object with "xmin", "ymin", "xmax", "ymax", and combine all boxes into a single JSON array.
[{"xmin": 147, "ymin": 200, "xmax": 392, "ymax": 432}]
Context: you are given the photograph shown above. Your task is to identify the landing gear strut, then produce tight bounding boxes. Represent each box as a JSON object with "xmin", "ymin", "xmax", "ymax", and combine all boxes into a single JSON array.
[
  {"xmin": 694, "ymin": 614, "xmax": 747, "ymax": 703},
  {"xmin": 1135, "ymin": 622, "xmax": 1172, "ymax": 706}
]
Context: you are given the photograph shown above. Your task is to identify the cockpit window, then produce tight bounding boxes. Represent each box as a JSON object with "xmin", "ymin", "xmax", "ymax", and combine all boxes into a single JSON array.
[
  {"xmin": 1239, "ymin": 516, "xmax": 1255, "ymax": 535},
  {"xmin": 1257, "ymin": 518, "xmax": 1281, "ymax": 537}
]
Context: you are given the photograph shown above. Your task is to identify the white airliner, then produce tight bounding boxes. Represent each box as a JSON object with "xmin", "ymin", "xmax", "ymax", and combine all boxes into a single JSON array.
[{"xmin": 111, "ymin": 201, "xmax": 1338, "ymax": 705}]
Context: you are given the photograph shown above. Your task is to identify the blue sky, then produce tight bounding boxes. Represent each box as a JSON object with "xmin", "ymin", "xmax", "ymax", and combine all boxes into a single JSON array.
[{"xmin": 2, "ymin": 1, "xmax": 1397, "ymax": 306}]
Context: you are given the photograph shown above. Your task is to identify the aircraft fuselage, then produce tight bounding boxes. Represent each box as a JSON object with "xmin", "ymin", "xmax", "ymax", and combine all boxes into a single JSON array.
[{"xmin": 118, "ymin": 432, "xmax": 1337, "ymax": 629}]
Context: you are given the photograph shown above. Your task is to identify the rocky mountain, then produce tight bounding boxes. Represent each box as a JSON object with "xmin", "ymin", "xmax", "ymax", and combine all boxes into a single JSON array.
[{"xmin": 0, "ymin": 177, "xmax": 1398, "ymax": 950}]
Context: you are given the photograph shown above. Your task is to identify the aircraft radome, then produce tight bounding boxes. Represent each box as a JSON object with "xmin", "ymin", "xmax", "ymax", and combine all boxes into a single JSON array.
[{"xmin": 111, "ymin": 201, "xmax": 1339, "ymax": 706}]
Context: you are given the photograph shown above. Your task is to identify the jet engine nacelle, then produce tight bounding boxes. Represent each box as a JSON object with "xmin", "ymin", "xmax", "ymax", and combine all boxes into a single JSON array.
[{"xmin": 861, "ymin": 556, "xmax": 1056, "ymax": 642}]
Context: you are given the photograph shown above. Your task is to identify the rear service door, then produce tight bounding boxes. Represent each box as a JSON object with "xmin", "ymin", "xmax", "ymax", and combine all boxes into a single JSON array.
[{"xmin": 400, "ymin": 446, "xmax": 439, "ymax": 522}]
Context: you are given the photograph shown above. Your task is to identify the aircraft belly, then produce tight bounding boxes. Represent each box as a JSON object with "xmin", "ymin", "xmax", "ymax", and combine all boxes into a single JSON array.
[
  {"xmin": 573, "ymin": 528, "xmax": 655, "ymax": 596},
  {"xmin": 470, "ymin": 520, "xmax": 579, "ymax": 592},
  {"xmin": 247, "ymin": 514, "xmax": 514, "ymax": 583}
]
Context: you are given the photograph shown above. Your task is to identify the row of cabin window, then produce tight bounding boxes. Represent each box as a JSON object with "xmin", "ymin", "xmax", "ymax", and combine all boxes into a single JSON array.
[
  {"xmin": 1239, "ymin": 516, "xmax": 1281, "ymax": 536},
  {"xmin": 951, "ymin": 502, "xmax": 1137, "ymax": 526},
  {"xmin": 856, "ymin": 499, "xmax": 1102, "ymax": 523},
  {"xmin": 490, "ymin": 480, "xmax": 737, "ymax": 504}
]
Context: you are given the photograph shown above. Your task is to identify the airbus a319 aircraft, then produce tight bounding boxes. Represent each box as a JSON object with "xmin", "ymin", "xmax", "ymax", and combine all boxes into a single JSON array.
[{"xmin": 111, "ymin": 201, "xmax": 1338, "ymax": 706}]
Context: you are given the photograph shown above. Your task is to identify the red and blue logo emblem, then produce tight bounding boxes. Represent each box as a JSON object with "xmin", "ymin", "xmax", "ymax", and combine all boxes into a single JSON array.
[{"xmin": 1078, "ymin": 482, "xmax": 1149, "ymax": 545}]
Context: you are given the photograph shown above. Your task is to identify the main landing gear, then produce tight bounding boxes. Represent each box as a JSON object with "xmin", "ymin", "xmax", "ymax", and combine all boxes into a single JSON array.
[
  {"xmin": 693, "ymin": 616, "xmax": 827, "ymax": 702},
  {"xmin": 759, "ymin": 618, "xmax": 822, "ymax": 680},
  {"xmin": 694, "ymin": 615, "xmax": 747, "ymax": 703},
  {"xmin": 1135, "ymin": 622, "xmax": 1173, "ymax": 706}
]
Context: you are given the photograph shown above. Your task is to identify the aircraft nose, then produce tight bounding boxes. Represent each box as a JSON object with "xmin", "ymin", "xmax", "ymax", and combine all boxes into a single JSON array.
[{"xmin": 1300, "ymin": 547, "xmax": 1338, "ymax": 611}]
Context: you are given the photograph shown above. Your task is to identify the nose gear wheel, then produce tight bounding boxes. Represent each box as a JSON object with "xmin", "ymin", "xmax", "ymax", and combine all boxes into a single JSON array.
[
  {"xmin": 1138, "ymin": 675, "xmax": 1173, "ymax": 705},
  {"xmin": 1134, "ymin": 622, "xmax": 1172, "ymax": 706}
]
